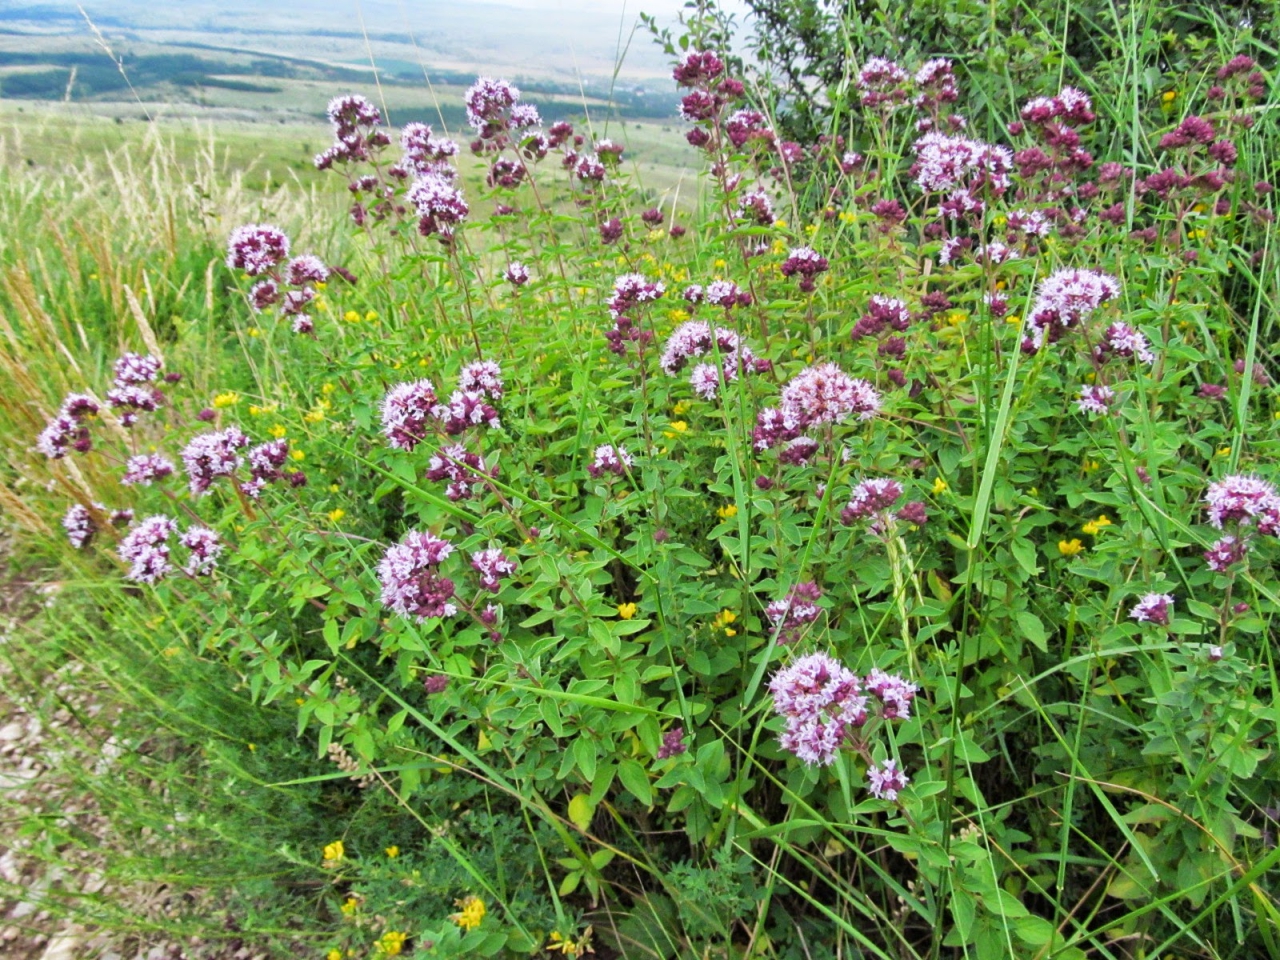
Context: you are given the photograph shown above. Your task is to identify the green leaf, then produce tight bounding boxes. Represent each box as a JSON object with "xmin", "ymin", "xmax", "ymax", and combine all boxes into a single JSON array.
[
  {"xmin": 618, "ymin": 758, "xmax": 653, "ymax": 806},
  {"xmin": 568, "ymin": 793, "xmax": 595, "ymax": 832}
]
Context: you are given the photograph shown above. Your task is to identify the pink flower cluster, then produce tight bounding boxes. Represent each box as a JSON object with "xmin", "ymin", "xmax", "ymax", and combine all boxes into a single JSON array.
[
  {"xmin": 230, "ymin": 226, "xmax": 333, "ymax": 335},
  {"xmin": 471, "ymin": 548, "xmax": 517, "ymax": 591},
  {"xmin": 408, "ymin": 174, "xmax": 470, "ymax": 240},
  {"xmin": 37, "ymin": 393, "xmax": 100, "ymax": 459},
  {"xmin": 400, "ymin": 122, "xmax": 460, "ymax": 178},
  {"xmin": 122, "ymin": 453, "xmax": 175, "ymax": 486},
  {"xmin": 857, "ymin": 57, "xmax": 910, "ymax": 110},
  {"xmin": 779, "ymin": 247, "xmax": 829, "ymax": 292},
  {"xmin": 851, "ymin": 295, "xmax": 911, "ymax": 341},
  {"xmin": 839, "ymin": 477, "xmax": 928, "ymax": 533},
  {"xmin": 765, "ymin": 581, "xmax": 823, "ymax": 644},
  {"xmin": 465, "ymin": 77, "xmax": 539, "ymax": 142},
  {"xmin": 181, "ymin": 426, "xmax": 250, "ymax": 497},
  {"xmin": 106, "ymin": 352, "xmax": 166, "ymax": 426},
  {"xmin": 780, "ymin": 363, "xmax": 880, "ymax": 426},
  {"xmin": 117, "ymin": 516, "xmax": 223, "ymax": 584},
  {"xmin": 607, "ymin": 274, "xmax": 666, "ymax": 320},
  {"xmin": 1202, "ymin": 474, "xmax": 1280, "ymax": 572},
  {"xmin": 1076, "ymin": 384, "xmax": 1115, "ymax": 416},
  {"xmin": 315, "ymin": 94, "xmax": 388, "ymax": 170},
  {"xmin": 426, "ymin": 444, "xmax": 495, "ymax": 501},
  {"xmin": 1024, "ymin": 268, "xmax": 1121, "ymax": 351},
  {"xmin": 377, "ymin": 531, "xmax": 457, "ymax": 621},
  {"xmin": 768, "ymin": 652, "xmax": 868, "ymax": 766},
  {"xmin": 381, "ymin": 366, "xmax": 503, "ymax": 453},
  {"xmin": 1129, "ymin": 593, "xmax": 1173, "ymax": 626},
  {"xmin": 1096, "ymin": 322, "xmax": 1154, "ymax": 365},
  {"xmin": 660, "ymin": 321, "xmax": 765, "ymax": 401},
  {"xmin": 769, "ymin": 653, "xmax": 918, "ymax": 772},
  {"xmin": 588, "ymin": 444, "xmax": 633, "ymax": 479}
]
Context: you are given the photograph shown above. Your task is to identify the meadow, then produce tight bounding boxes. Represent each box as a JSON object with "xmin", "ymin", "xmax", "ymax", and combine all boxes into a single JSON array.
[{"xmin": 0, "ymin": 2, "xmax": 1278, "ymax": 959}]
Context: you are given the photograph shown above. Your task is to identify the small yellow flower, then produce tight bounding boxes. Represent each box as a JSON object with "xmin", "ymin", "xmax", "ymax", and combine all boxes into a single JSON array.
[
  {"xmin": 340, "ymin": 896, "xmax": 360, "ymax": 916},
  {"xmin": 375, "ymin": 931, "xmax": 407, "ymax": 956},
  {"xmin": 451, "ymin": 895, "xmax": 486, "ymax": 931},
  {"xmin": 365, "ymin": 310, "xmax": 378, "ymax": 322},
  {"xmin": 838, "ymin": 211, "xmax": 855, "ymax": 224},
  {"xmin": 931, "ymin": 477, "xmax": 948, "ymax": 495},
  {"xmin": 322, "ymin": 383, "xmax": 336, "ymax": 395},
  {"xmin": 672, "ymin": 400, "xmax": 691, "ymax": 416},
  {"xmin": 385, "ymin": 845, "xmax": 399, "ymax": 858},
  {"xmin": 323, "ymin": 840, "xmax": 345, "ymax": 863},
  {"xmin": 162, "ymin": 645, "xmax": 180, "ymax": 657},
  {"xmin": 714, "ymin": 258, "xmax": 727, "ymax": 270},
  {"xmin": 269, "ymin": 424, "xmax": 288, "ymax": 439},
  {"xmin": 303, "ymin": 407, "xmax": 326, "ymax": 424},
  {"xmin": 327, "ymin": 509, "xmax": 345, "ymax": 523},
  {"xmin": 247, "ymin": 327, "xmax": 261, "ymax": 337},
  {"xmin": 669, "ymin": 420, "xmax": 687, "ymax": 433},
  {"xmin": 1216, "ymin": 445, "xmax": 1231, "ymax": 457},
  {"xmin": 1058, "ymin": 539, "xmax": 1085, "ymax": 557},
  {"xmin": 329, "ymin": 483, "xmax": 341, "ymax": 493},
  {"xmin": 344, "ymin": 309, "xmax": 361, "ymax": 323},
  {"xmin": 328, "ymin": 950, "xmax": 342, "ymax": 960},
  {"xmin": 647, "ymin": 228, "xmax": 665, "ymax": 242},
  {"xmin": 712, "ymin": 609, "xmax": 737, "ymax": 636},
  {"xmin": 717, "ymin": 504, "xmax": 738, "ymax": 520},
  {"xmin": 315, "ymin": 281, "xmax": 327, "ymax": 292},
  {"xmin": 291, "ymin": 449, "xmax": 306, "ymax": 461},
  {"xmin": 247, "ymin": 742, "xmax": 256, "ymax": 751},
  {"xmin": 1161, "ymin": 90, "xmax": 1177, "ymax": 103},
  {"xmin": 548, "ymin": 928, "xmax": 594, "ymax": 956},
  {"xmin": 1082, "ymin": 460, "xmax": 1100, "ymax": 473},
  {"xmin": 617, "ymin": 602, "xmax": 638, "ymax": 620},
  {"xmin": 1081, "ymin": 515, "xmax": 1112, "ymax": 536},
  {"xmin": 213, "ymin": 391, "xmax": 239, "ymax": 408},
  {"xmin": 1005, "ymin": 314, "xmax": 1021, "ymax": 325},
  {"xmin": 773, "ymin": 219, "xmax": 787, "ymax": 229}
]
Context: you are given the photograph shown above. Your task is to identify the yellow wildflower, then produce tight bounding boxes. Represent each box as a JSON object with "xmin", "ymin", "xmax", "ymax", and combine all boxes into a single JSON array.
[
  {"xmin": 323, "ymin": 840, "xmax": 345, "ymax": 864},
  {"xmin": 248, "ymin": 327, "xmax": 261, "ymax": 337},
  {"xmin": 315, "ymin": 296, "xmax": 329, "ymax": 313},
  {"xmin": 269, "ymin": 424, "xmax": 288, "ymax": 439},
  {"xmin": 773, "ymin": 219, "xmax": 787, "ymax": 229},
  {"xmin": 647, "ymin": 228, "xmax": 665, "ymax": 242},
  {"xmin": 329, "ymin": 483, "xmax": 341, "ymax": 493},
  {"xmin": 340, "ymin": 896, "xmax": 360, "ymax": 916},
  {"xmin": 1082, "ymin": 460, "xmax": 1100, "ymax": 473},
  {"xmin": 365, "ymin": 310, "xmax": 378, "ymax": 322},
  {"xmin": 669, "ymin": 420, "xmax": 687, "ymax": 433},
  {"xmin": 1058, "ymin": 539, "xmax": 1085, "ymax": 557},
  {"xmin": 344, "ymin": 309, "xmax": 361, "ymax": 323},
  {"xmin": 328, "ymin": 509, "xmax": 345, "ymax": 523},
  {"xmin": 717, "ymin": 504, "xmax": 738, "ymax": 520},
  {"xmin": 303, "ymin": 406, "xmax": 326, "ymax": 423},
  {"xmin": 451, "ymin": 895, "xmax": 486, "ymax": 931},
  {"xmin": 547, "ymin": 928, "xmax": 594, "ymax": 956},
  {"xmin": 291, "ymin": 449, "xmax": 306, "ymax": 461},
  {"xmin": 617, "ymin": 602, "xmax": 638, "ymax": 620},
  {"xmin": 1081, "ymin": 515, "xmax": 1112, "ymax": 536},
  {"xmin": 932, "ymin": 477, "xmax": 948, "ymax": 495},
  {"xmin": 1217, "ymin": 445, "xmax": 1231, "ymax": 457},
  {"xmin": 213, "ymin": 391, "xmax": 239, "ymax": 408},
  {"xmin": 713, "ymin": 609, "xmax": 737, "ymax": 636},
  {"xmin": 714, "ymin": 258, "xmax": 727, "ymax": 269},
  {"xmin": 1005, "ymin": 314, "xmax": 1021, "ymax": 325},
  {"xmin": 375, "ymin": 931, "xmax": 407, "ymax": 956},
  {"xmin": 672, "ymin": 400, "xmax": 691, "ymax": 416},
  {"xmin": 385, "ymin": 845, "xmax": 399, "ymax": 858},
  {"xmin": 1161, "ymin": 90, "xmax": 1177, "ymax": 103},
  {"xmin": 322, "ymin": 382, "xmax": 336, "ymax": 395},
  {"xmin": 328, "ymin": 950, "xmax": 342, "ymax": 960}
]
